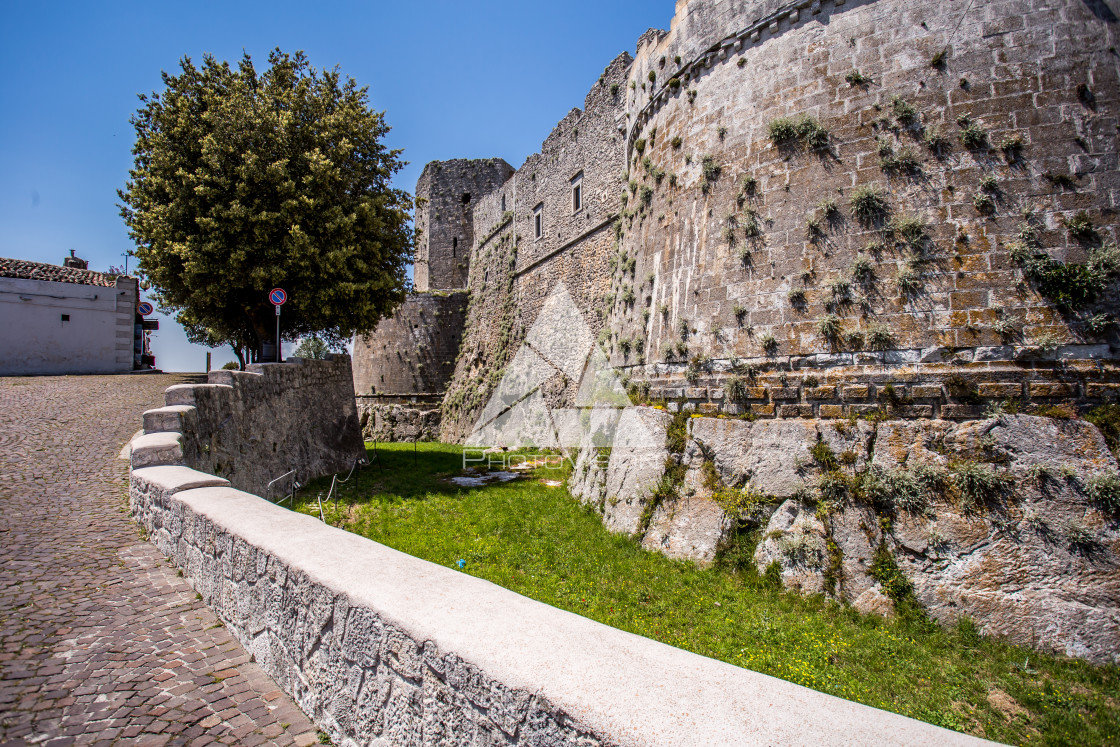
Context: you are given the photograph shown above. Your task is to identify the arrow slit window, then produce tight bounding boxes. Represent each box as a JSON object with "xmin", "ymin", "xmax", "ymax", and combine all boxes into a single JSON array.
[
  {"xmin": 533, "ymin": 203, "xmax": 543, "ymax": 240},
  {"xmin": 571, "ymin": 172, "xmax": 583, "ymax": 213}
]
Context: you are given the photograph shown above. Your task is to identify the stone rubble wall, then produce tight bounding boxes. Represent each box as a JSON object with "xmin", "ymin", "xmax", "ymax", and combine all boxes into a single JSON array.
[
  {"xmin": 128, "ymin": 463, "xmax": 986, "ymax": 747},
  {"xmin": 570, "ymin": 407, "xmax": 1120, "ymax": 664},
  {"xmin": 131, "ymin": 356, "xmax": 365, "ymax": 498},
  {"xmin": 356, "ymin": 399, "xmax": 442, "ymax": 443}
]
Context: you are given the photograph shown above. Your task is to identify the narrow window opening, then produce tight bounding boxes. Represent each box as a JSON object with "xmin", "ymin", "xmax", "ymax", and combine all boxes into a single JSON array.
[
  {"xmin": 571, "ymin": 171, "xmax": 584, "ymax": 214},
  {"xmin": 461, "ymin": 192, "xmax": 471, "ymax": 204},
  {"xmin": 533, "ymin": 204, "xmax": 543, "ymax": 239},
  {"xmin": 453, "ymin": 237, "xmax": 457, "ymax": 257},
  {"xmin": 500, "ymin": 194, "xmax": 506, "ymax": 211},
  {"xmin": 61, "ymin": 314, "xmax": 70, "ymax": 322}
]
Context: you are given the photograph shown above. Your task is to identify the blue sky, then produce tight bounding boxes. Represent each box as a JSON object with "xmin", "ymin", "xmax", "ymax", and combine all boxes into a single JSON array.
[{"xmin": 0, "ymin": 0, "xmax": 666, "ymax": 371}]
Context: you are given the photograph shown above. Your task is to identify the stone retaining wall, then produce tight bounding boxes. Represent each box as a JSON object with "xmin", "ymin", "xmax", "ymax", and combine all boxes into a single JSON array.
[
  {"xmin": 131, "ymin": 356, "xmax": 364, "ymax": 497},
  {"xmin": 128, "ymin": 463, "xmax": 985, "ymax": 746}
]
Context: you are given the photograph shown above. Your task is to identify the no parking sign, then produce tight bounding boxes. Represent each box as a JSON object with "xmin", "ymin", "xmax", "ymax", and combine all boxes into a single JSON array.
[
  {"xmin": 269, "ymin": 288, "xmax": 287, "ymax": 363},
  {"xmin": 137, "ymin": 301, "xmax": 154, "ymax": 316}
]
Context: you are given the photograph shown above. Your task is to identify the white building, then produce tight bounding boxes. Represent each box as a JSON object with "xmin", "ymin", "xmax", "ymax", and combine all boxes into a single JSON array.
[{"xmin": 0, "ymin": 256, "xmax": 146, "ymax": 375}]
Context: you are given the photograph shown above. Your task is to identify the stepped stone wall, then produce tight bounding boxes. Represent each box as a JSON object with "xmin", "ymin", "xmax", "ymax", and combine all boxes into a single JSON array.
[
  {"xmin": 127, "ymin": 461, "xmax": 984, "ymax": 747},
  {"xmin": 131, "ymin": 356, "xmax": 364, "ymax": 498}
]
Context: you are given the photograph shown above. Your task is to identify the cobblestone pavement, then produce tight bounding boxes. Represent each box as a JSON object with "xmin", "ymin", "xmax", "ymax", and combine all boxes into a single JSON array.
[{"xmin": 0, "ymin": 375, "xmax": 319, "ymax": 747}]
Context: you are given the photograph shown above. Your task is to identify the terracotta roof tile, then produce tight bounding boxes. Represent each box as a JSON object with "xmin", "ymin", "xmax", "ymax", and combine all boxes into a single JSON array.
[{"xmin": 0, "ymin": 257, "xmax": 119, "ymax": 288}]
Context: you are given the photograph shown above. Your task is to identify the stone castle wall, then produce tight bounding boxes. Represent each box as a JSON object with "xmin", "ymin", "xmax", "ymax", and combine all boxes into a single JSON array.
[
  {"xmin": 438, "ymin": 53, "xmax": 634, "ymax": 441},
  {"xmin": 130, "ymin": 356, "xmax": 365, "ymax": 498},
  {"xmin": 424, "ymin": 0, "xmax": 1119, "ymax": 442},
  {"xmin": 352, "ymin": 291, "xmax": 469, "ymax": 396},
  {"xmin": 608, "ymin": 0, "xmax": 1119, "ymax": 384}
]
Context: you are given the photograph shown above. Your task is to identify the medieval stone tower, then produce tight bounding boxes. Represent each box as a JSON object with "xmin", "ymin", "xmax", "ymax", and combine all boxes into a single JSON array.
[
  {"xmin": 413, "ymin": 159, "xmax": 515, "ymax": 292},
  {"xmin": 352, "ymin": 158, "xmax": 512, "ymax": 437}
]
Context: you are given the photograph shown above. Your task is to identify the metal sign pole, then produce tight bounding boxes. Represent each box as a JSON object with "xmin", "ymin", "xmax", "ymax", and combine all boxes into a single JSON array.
[{"xmin": 275, "ymin": 304, "xmax": 281, "ymax": 362}]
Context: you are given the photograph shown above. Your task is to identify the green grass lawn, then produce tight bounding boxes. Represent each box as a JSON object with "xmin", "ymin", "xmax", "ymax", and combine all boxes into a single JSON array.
[{"xmin": 292, "ymin": 442, "xmax": 1119, "ymax": 745}]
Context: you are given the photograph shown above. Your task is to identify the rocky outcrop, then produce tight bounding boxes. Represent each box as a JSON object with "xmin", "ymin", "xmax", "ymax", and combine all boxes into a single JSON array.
[{"xmin": 576, "ymin": 409, "xmax": 1120, "ymax": 664}]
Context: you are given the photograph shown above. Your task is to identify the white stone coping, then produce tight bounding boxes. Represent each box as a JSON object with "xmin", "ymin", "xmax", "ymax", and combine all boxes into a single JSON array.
[
  {"xmin": 129, "ymin": 431, "xmax": 183, "ymax": 468},
  {"xmin": 133, "ymin": 464, "xmax": 992, "ymax": 747}
]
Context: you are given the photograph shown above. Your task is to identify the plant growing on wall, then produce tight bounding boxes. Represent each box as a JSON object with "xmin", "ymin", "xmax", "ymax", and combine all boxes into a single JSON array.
[
  {"xmin": 767, "ymin": 115, "xmax": 829, "ymax": 151},
  {"xmin": 119, "ymin": 49, "xmax": 413, "ymax": 364},
  {"xmin": 850, "ymin": 185, "xmax": 889, "ymax": 227}
]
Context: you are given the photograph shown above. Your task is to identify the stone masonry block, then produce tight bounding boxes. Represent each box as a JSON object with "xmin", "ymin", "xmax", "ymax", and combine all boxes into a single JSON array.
[
  {"xmin": 1086, "ymin": 383, "xmax": 1120, "ymax": 399},
  {"xmin": 894, "ymin": 405, "xmax": 934, "ymax": 418},
  {"xmin": 769, "ymin": 387, "xmax": 800, "ymax": 400},
  {"xmin": 942, "ymin": 404, "xmax": 985, "ymax": 420},
  {"xmin": 697, "ymin": 403, "xmax": 720, "ymax": 415},
  {"xmin": 778, "ymin": 404, "xmax": 813, "ymax": 418},
  {"xmin": 818, "ymin": 404, "xmax": 844, "ymax": 419},
  {"xmin": 806, "ymin": 386, "xmax": 836, "ymax": 400},
  {"xmin": 911, "ymin": 385, "xmax": 943, "ymax": 399},
  {"xmin": 842, "ymin": 385, "xmax": 870, "ymax": 400},
  {"xmin": 978, "ymin": 382, "xmax": 1023, "ymax": 398},
  {"xmin": 686, "ymin": 387, "xmax": 708, "ymax": 399},
  {"xmin": 751, "ymin": 404, "xmax": 775, "ymax": 417},
  {"xmin": 1029, "ymin": 382, "xmax": 1076, "ymax": 398}
]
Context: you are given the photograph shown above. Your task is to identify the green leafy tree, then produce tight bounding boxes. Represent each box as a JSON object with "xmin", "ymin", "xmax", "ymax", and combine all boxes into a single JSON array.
[
  {"xmin": 119, "ymin": 49, "xmax": 412, "ymax": 362},
  {"xmin": 292, "ymin": 335, "xmax": 333, "ymax": 360}
]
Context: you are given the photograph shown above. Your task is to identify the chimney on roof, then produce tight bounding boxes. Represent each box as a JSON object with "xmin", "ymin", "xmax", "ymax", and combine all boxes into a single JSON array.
[{"xmin": 63, "ymin": 249, "xmax": 88, "ymax": 270}]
